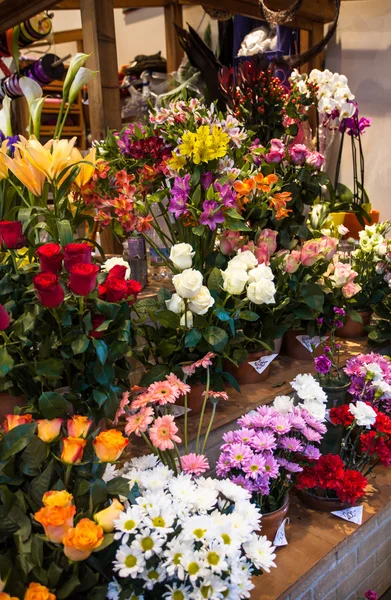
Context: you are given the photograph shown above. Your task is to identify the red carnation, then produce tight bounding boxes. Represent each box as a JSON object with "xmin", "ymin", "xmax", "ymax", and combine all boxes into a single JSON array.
[
  {"xmin": 0, "ymin": 303, "xmax": 10, "ymax": 330},
  {"xmin": 64, "ymin": 243, "xmax": 92, "ymax": 272},
  {"xmin": 34, "ymin": 272, "xmax": 64, "ymax": 308},
  {"xmin": 107, "ymin": 264, "xmax": 127, "ymax": 279},
  {"xmin": 36, "ymin": 243, "xmax": 63, "ymax": 273},
  {"xmin": 375, "ymin": 412, "xmax": 391, "ymax": 435},
  {"xmin": 335, "ymin": 469, "xmax": 367, "ymax": 505},
  {"xmin": 69, "ymin": 263, "xmax": 99, "ymax": 296},
  {"xmin": 329, "ymin": 405, "xmax": 354, "ymax": 427},
  {"xmin": 0, "ymin": 220, "xmax": 25, "ymax": 249},
  {"xmin": 89, "ymin": 313, "xmax": 106, "ymax": 339}
]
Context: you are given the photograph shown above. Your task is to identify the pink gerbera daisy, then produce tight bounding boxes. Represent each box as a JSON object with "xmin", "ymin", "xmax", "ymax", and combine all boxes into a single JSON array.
[
  {"xmin": 166, "ymin": 373, "xmax": 191, "ymax": 396},
  {"xmin": 131, "ymin": 392, "xmax": 154, "ymax": 410},
  {"xmin": 125, "ymin": 406, "xmax": 154, "ymax": 436},
  {"xmin": 149, "ymin": 415, "xmax": 181, "ymax": 450},
  {"xmin": 182, "ymin": 352, "xmax": 216, "ymax": 376},
  {"xmin": 181, "ymin": 453, "xmax": 210, "ymax": 476},
  {"xmin": 148, "ymin": 381, "xmax": 180, "ymax": 405},
  {"xmin": 203, "ymin": 390, "xmax": 229, "ymax": 401},
  {"xmin": 113, "ymin": 391, "xmax": 131, "ymax": 425}
]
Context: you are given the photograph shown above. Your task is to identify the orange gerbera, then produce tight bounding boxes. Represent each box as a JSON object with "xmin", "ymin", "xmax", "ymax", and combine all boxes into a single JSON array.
[
  {"xmin": 234, "ymin": 178, "xmax": 255, "ymax": 198},
  {"xmin": 254, "ymin": 173, "xmax": 279, "ymax": 192}
]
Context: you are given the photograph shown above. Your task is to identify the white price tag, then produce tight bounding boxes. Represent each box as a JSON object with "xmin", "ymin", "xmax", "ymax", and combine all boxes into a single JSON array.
[
  {"xmin": 248, "ymin": 354, "xmax": 278, "ymax": 374},
  {"xmin": 296, "ymin": 335, "xmax": 329, "ymax": 353},
  {"xmin": 331, "ymin": 505, "xmax": 363, "ymax": 524},
  {"xmin": 273, "ymin": 518, "xmax": 289, "ymax": 546}
]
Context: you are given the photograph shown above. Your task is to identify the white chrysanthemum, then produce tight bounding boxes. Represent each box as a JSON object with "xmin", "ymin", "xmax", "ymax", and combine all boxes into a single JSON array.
[
  {"xmin": 243, "ymin": 534, "xmax": 276, "ymax": 573},
  {"xmin": 200, "ymin": 542, "xmax": 229, "ymax": 574},
  {"xmin": 233, "ymin": 501, "xmax": 262, "ymax": 530},
  {"xmin": 193, "ymin": 575, "xmax": 229, "ymax": 599},
  {"xmin": 136, "ymin": 490, "xmax": 172, "ymax": 513},
  {"xmin": 182, "ymin": 515, "xmax": 212, "ymax": 543},
  {"xmin": 229, "ymin": 559, "xmax": 255, "ymax": 598},
  {"xmin": 133, "ymin": 527, "xmax": 165, "ymax": 559},
  {"xmin": 142, "ymin": 564, "xmax": 167, "ymax": 590},
  {"xmin": 144, "ymin": 505, "xmax": 176, "ymax": 534},
  {"xmin": 163, "ymin": 538, "xmax": 189, "ymax": 579},
  {"xmin": 163, "ymin": 582, "xmax": 192, "ymax": 600},
  {"xmin": 189, "ymin": 487, "xmax": 219, "ymax": 512},
  {"xmin": 139, "ymin": 464, "xmax": 172, "ymax": 491},
  {"xmin": 114, "ymin": 506, "xmax": 144, "ymax": 542},
  {"xmin": 273, "ymin": 395, "xmax": 294, "ymax": 414},
  {"xmin": 227, "ymin": 512, "xmax": 254, "ymax": 542},
  {"xmin": 102, "ymin": 463, "xmax": 119, "ymax": 483},
  {"xmin": 180, "ymin": 550, "xmax": 208, "ymax": 582},
  {"xmin": 129, "ymin": 454, "xmax": 159, "ymax": 470},
  {"xmin": 103, "ymin": 256, "xmax": 131, "ymax": 279},
  {"xmin": 113, "ymin": 544, "xmax": 145, "ymax": 578},
  {"xmin": 217, "ymin": 480, "xmax": 251, "ymax": 503},
  {"xmin": 169, "ymin": 474, "xmax": 197, "ymax": 505}
]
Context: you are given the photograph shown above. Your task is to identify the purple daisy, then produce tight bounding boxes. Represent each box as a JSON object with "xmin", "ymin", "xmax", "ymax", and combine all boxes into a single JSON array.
[
  {"xmin": 228, "ymin": 443, "xmax": 253, "ymax": 468},
  {"xmin": 271, "ymin": 415, "xmax": 292, "ymax": 435},
  {"xmin": 303, "ymin": 444, "xmax": 321, "ymax": 460},
  {"xmin": 243, "ymin": 454, "xmax": 266, "ymax": 480},
  {"xmin": 237, "ymin": 413, "xmax": 256, "ymax": 428},
  {"xmin": 280, "ymin": 436, "xmax": 304, "ymax": 453},
  {"xmin": 249, "ymin": 431, "xmax": 277, "ymax": 452},
  {"xmin": 302, "ymin": 412, "xmax": 327, "ymax": 434},
  {"xmin": 301, "ymin": 427, "xmax": 322, "ymax": 443},
  {"xmin": 235, "ymin": 428, "xmax": 256, "ymax": 443},
  {"xmin": 231, "ymin": 474, "xmax": 256, "ymax": 493},
  {"xmin": 263, "ymin": 455, "xmax": 279, "ymax": 479},
  {"xmin": 278, "ymin": 458, "xmax": 303, "ymax": 473},
  {"xmin": 216, "ymin": 453, "xmax": 232, "ymax": 477},
  {"xmin": 253, "ymin": 475, "xmax": 271, "ymax": 496},
  {"xmin": 199, "ymin": 200, "xmax": 225, "ymax": 231}
]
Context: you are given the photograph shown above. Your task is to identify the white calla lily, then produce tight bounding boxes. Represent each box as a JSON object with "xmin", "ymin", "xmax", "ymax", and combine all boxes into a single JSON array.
[
  {"xmin": 19, "ymin": 76, "xmax": 43, "ymax": 108},
  {"xmin": 63, "ymin": 52, "xmax": 90, "ymax": 99},
  {"xmin": 0, "ymin": 96, "xmax": 12, "ymax": 137},
  {"xmin": 30, "ymin": 97, "xmax": 46, "ymax": 138},
  {"xmin": 68, "ymin": 67, "xmax": 97, "ymax": 104}
]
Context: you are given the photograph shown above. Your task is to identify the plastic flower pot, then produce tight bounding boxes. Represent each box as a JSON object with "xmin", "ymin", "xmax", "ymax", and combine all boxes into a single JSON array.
[
  {"xmin": 257, "ymin": 494, "xmax": 289, "ymax": 542},
  {"xmin": 329, "ymin": 212, "xmax": 347, "ymax": 227},
  {"xmin": 224, "ymin": 349, "xmax": 273, "ymax": 385},
  {"xmin": 281, "ymin": 329, "xmax": 326, "ymax": 361},
  {"xmin": 297, "ymin": 488, "xmax": 354, "ymax": 512},
  {"xmin": 0, "ymin": 393, "xmax": 26, "ymax": 421},
  {"xmin": 337, "ymin": 310, "xmax": 372, "ymax": 339},
  {"xmin": 342, "ymin": 209, "xmax": 380, "ymax": 240}
]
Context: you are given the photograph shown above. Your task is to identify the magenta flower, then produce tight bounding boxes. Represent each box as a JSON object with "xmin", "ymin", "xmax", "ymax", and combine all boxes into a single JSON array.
[
  {"xmin": 303, "ymin": 444, "xmax": 321, "ymax": 460},
  {"xmin": 200, "ymin": 171, "xmax": 214, "ymax": 190},
  {"xmin": 271, "ymin": 415, "xmax": 292, "ymax": 435},
  {"xmin": 278, "ymin": 458, "xmax": 303, "ymax": 473},
  {"xmin": 315, "ymin": 355, "xmax": 332, "ymax": 375},
  {"xmin": 280, "ymin": 436, "xmax": 304, "ymax": 453},
  {"xmin": 289, "ymin": 143, "xmax": 309, "ymax": 165},
  {"xmin": 214, "ymin": 182, "xmax": 237, "ymax": 208},
  {"xmin": 263, "ymin": 455, "xmax": 279, "ymax": 478},
  {"xmin": 216, "ymin": 453, "xmax": 232, "ymax": 477},
  {"xmin": 228, "ymin": 443, "xmax": 253, "ymax": 467},
  {"xmin": 200, "ymin": 200, "xmax": 225, "ymax": 231},
  {"xmin": 302, "ymin": 413, "xmax": 327, "ymax": 434},
  {"xmin": 249, "ymin": 431, "xmax": 277, "ymax": 452},
  {"xmin": 243, "ymin": 454, "xmax": 266, "ymax": 479},
  {"xmin": 168, "ymin": 174, "xmax": 191, "ymax": 217},
  {"xmin": 231, "ymin": 474, "xmax": 256, "ymax": 493},
  {"xmin": 235, "ymin": 428, "xmax": 256, "ymax": 443},
  {"xmin": 265, "ymin": 138, "xmax": 285, "ymax": 164},
  {"xmin": 253, "ymin": 475, "xmax": 271, "ymax": 495},
  {"xmin": 302, "ymin": 427, "xmax": 322, "ymax": 443}
]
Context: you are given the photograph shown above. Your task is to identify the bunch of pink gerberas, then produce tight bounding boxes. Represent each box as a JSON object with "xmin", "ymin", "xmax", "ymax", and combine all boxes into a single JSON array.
[{"xmin": 117, "ymin": 351, "xmax": 227, "ymax": 475}]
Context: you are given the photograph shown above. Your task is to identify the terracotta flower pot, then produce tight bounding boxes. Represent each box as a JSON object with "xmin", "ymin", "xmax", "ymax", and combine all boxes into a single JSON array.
[
  {"xmin": 274, "ymin": 337, "xmax": 283, "ymax": 354},
  {"xmin": 224, "ymin": 350, "xmax": 274, "ymax": 385},
  {"xmin": 259, "ymin": 494, "xmax": 289, "ymax": 542},
  {"xmin": 0, "ymin": 393, "xmax": 26, "ymax": 422},
  {"xmin": 297, "ymin": 488, "xmax": 354, "ymax": 512},
  {"xmin": 281, "ymin": 329, "xmax": 326, "ymax": 361},
  {"xmin": 343, "ymin": 209, "xmax": 380, "ymax": 240},
  {"xmin": 337, "ymin": 311, "xmax": 372, "ymax": 339},
  {"xmin": 178, "ymin": 383, "xmax": 205, "ymax": 415}
]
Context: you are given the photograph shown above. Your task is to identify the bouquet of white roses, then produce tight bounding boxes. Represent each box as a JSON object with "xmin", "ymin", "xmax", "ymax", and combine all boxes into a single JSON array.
[{"xmin": 107, "ymin": 457, "xmax": 276, "ymax": 600}]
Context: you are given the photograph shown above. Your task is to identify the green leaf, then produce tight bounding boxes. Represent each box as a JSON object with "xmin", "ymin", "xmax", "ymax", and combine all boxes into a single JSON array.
[
  {"xmin": 93, "ymin": 533, "xmax": 115, "ymax": 553},
  {"xmin": 208, "ymin": 267, "xmax": 223, "ymax": 292},
  {"xmin": 185, "ymin": 328, "xmax": 202, "ymax": 348},
  {"xmin": 96, "ymin": 299, "xmax": 121, "ymax": 320},
  {"xmin": 239, "ymin": 310, "xmax": 260, "ymax": 322},
  {"xmin": 29, "ymin": 460, "xmax": 54, "ymax": 506},
  {"xmin": 192, "ymin": 225, "xmax": 204, "ymax": 236},
  {"xmin": 225, "ymin": 208, "xmax": 243, "ymax": 220},
  {"xmin": 39, "ymin": 392, "xmax": 68, "ymax": 419},
  {"xmin": 141, "ymin": 364, "xmax": 170, "ymax": 386},
  {"xmin": 92, "ymin": 338, "xmax": 108, "ymax": 364},
  {"xmin": 0, "ymin": 423, "xmax": 37, "ymax": 460},
  {"xmin": 155, "ymin": 309, "xmax": 180, "ymax": 329},
  {"xmin": 302, "ymin": 283, "xmax": 324, "ymax": 312},
  {"xmin": 93, "ymin": 362, "xmax": 114, "ymax": 386},
  {"xmin": 92, "ymin": 388, "xmax": 108, "ymax": 408},
  {"xmin": 48, "ymin": 563, "xmax": 63, "ymax": 589},
  {"xmin": 224, "ymin": 218, "xmax": 251, "ymax": 232},
  {"xmin": 72, "ymin": 334, "xmax": 90, "ymax": 355},
  {"xmin": 21, "ymin": 436, "xmax": 47, "ymax": 471},
  {"xmin": 157, "ymin": 288, "xmax": 172, "ymax": 305},
  {"xmin": 90, "ymin": 479, "xmax": 108, "ymax": 510},
  {"xmin": 36, "ymin": 358, "xmax": 64, "ymax": 378},
  {"xmin": 0, "ymin": 346, "xmax": 14, "ymax": 377},
  {"xmin": 57, "ymin": 575, "xmax": 81, "ymax": 600},
  {"xmin": 57, "ymin": 219, "xmax": 74, "ymax": 246},
  {"xmin": 191, "ymin": 184, "xmax": 201, "ymax": 206},
  {"xmin": 107, "ymin": 476, "xmax": 131, "ymax": 497},
  {"xmin": 348, "ymin": 309, "xmax": 363, "ymax": 324},
  {"xmin": 203, "ymin": 327, "xmax": 228, "ymax": 352}
]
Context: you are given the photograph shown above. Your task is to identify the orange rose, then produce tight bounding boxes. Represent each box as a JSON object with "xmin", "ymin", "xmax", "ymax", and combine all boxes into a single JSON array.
[
  {"xmin": 60, "ymin": 437, "xmax": 87, "ymax": 464},
  {"xmin": 4, "ymin": 414, "xmax": 33, "ymax": 431},
  {"xmin": 42, "ymin": 490, "xmax": 73, "ymax": 508},
  {"xmin": 93, "ymin": 498, "xmax": 124, "ymax": 533},
  {"xmin": 63, "ymin": 518, "xmax": 103, "ymax": 561},
  {"xmin": 0, "ymin": 592, "xmax": 19, "ymax": 600},
  {"xmin": 24, "ymin": 582, "xmax": 56, "ymax": 600},
  {"xmin": 37, "ymin": 418, "xmax": 62, "ymax": 443},
  {"xmin": 67, "ymin": 415, "xmax": 93, "ymax": 438},
  {"xmin": 93, "ymin": 430, "xmax": 128, "ymax": 462},
  {"xmin": 34, "ymin": 504, "xmax": 76, "ymax": 543}
]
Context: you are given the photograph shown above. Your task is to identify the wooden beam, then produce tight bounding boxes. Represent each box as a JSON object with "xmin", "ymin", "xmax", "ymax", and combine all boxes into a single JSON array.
[
  {"xmin": 0, "ymin": 0, "xmax": 59, "ymax": 32},
  {"xmin": 310, "ymin": 21, "xmax": 326, "ymax": 71},
  {"xmin": 55, "ymin": 0, "xmax": 167, "ymax": 7},
  {"xmin": 164, "ymin": 1, "xmax": 184, "ymax": 73}
]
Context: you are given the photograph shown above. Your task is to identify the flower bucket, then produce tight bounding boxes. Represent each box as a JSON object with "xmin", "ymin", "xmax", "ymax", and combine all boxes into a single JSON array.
[
  {"xmin": 281, "ymin": 329, "xmax": 325, "ymax": 361},
  {"xmin": 224, "ymin": 350, "xmax": 273, "ymax": 385},
  {"xmin": 343, "ymin": 209, "xmax": 380, "ymax": 240},
  {"xmin": 258, "ymin": 494, "xmax": 289, "ymax": 542},
  {"xmin": 0, "ymin": 394, "xmax": 26, "ymax": 421},
  {"xmin": 320, "ymin": 383, "xmax": 350, "ymax": 454},
  {"xmin": 337, "ymin": 310, "xmax": 372, "ymax": 339},
  {"xmin": 297, "ymin": 489, "xmax": 354, "ymax": 512},
  {"xmin": 274, "ymin": 337, "xmax": 283, "ymax": 354}
]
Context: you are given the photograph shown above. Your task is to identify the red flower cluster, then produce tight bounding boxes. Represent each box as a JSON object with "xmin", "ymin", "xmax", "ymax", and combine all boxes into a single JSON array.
[
  {"xmin": 296, "ymin": 454, "xmax": 367, "ymax": 505},
  {"xmin": 98, "ymin": 264, "xmax": 141, "ymax": 303},
  {"xmin": 329, "ymin": 404, "xmax": 355, "ymax": 427},
  {"xmin": 360, "ymin": 431, "xmax": 391, "ymax": 466},
  {"xmin": 0, "ymin": 220, "xmax": 26, "ymax": 249}
]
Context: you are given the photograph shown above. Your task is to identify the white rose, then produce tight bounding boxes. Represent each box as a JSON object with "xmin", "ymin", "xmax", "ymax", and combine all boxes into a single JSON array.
[
  {"xmin": 273, "ymin": 395, "xmax": 294, "ymax": 414},
  {"xmin": 169, "ymin": 243, "xmax": 195, "ymax": 270},
  {"xmin": 180, "ymin": 311, "xmax": 193, "ymax": 329},
  {"xmin": 172, "ymin": 269, "xmax": 203, "ymax": 299},
  {"xmin": 188, "ymin": 286, "xmax": 215, "ymax": 315},
  {"xmin": 248, "ymin": 264, "xmax": 274, "ymax": 283},
  {"xmin": 229, "ymin": 250, "xmax": 258, "ymax": 271},
  {"xmin": 247, "ymin": 279, "xmax": 276, "ymax": 305},
  {"xmin": 165, "ymin": 293, "xmax": 185, "ymax": 314},
  {"xmin": 103, "ymin": 256, "xmax": 131, "ymax": 279},
  {"xmin": 300, "ymin": 399, "xmax": 326, "ymax": 421},
  {"xmin": 349, "ymin": 401, "xmax": 377, "ymax": 429},
  {"xmin": 221, "ymin": 266, "xmax": 248, "ymax": 295}
]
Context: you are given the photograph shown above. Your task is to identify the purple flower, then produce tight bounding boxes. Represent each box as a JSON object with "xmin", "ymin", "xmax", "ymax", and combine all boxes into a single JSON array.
[
  {"xmin": 288, "ymin": 413, "xmax": 306, "ymax": 430},
  {"xmin": 168, "ymin": 174, "xmax": 191, "ymax": 217},
  {"xmin": 302, "ymin": 413, "xmax": 327, "ymax": 434},
  {"xmin": 214, "ymin": 182, "xmax": 237, "ymax": 208},
  {"xmin": 228, "ymin": 443, "xmax": 253, "ymax": 467},
  {"xmin": 302, "ymin": 427, "xmax": 322, "ymax": 443},
  {"xmin": 365, "ymin": 592, "xmax": 378, "ymax": 600},
  {"xmin": 324, "ymin": 346, "xmax": 331, "ymax": 354},
  {"xmin": 315, "ymin": 355, "xmax": 332, "ymax": 375},
  {"xmin": 333, "ymin": 306, "xmax": 345, "ymax": 316},
  {"xmin": 263, "ymin": 455, "xmax": 279, "ymax": 478},
  {"xmin": 316, "ymin": 317, "xmax": 324, "ymax": 326},
  {"xmin": 237, "ymin": 413, "xmax": 256, "ymax": 428},
  {"xmin": 335, "ymin": 343, "xmax": 341, "ymax": 350},
  {"xmin": 243, "ymin": 454, "xmax": 266, "ymax": 479},
  {"xmin": 253, "ymin": 475, "xmax": 271, "ymax": 495},
  {"xmin": 289, "ymin": 143, "xmax": 309, "ymax": 166},
  {"xmin": 231, "ymin": 474, "xmax": 256, "ymax": 493},
  {"xmin": 200, "ymin": 171, "xmax": 214, "ymax": 190},
  {"xmin": 235, "ymin": 428, "xmax": 256, "ymax": 443},
  {"xmin": 265, "ymin": 138, "xmax": 285, "ymax": 164},
  {"xmin": 303, "ymin": 444, "xmax": 321, "ymax": 460},
  {"xmin": 200, "ymin": 200, "xmax": 225, "ymax": 231},
  {"xmin": 278, "ymin": 458, "xmax": 303, "ymax": 473},
  {"xmin": 280, "ymin": 436, "xmax": 304, "ymax": 453},
  {"xmin": 249, "ymin": 432, "xmax": 277, "ymax": 452},
  {"xmin": 306, "ymin": 151, "xmax": 324, "ymax": 169},
  {"xmin": 335, "ymin": 320, "xmax": 344, "ymax": 329},
  {"xmin": 216, "ymin": 453, "xmax": 232, "ymax": 477},
  {"xmin": 271, "ymin": 415, "xmax": 292, "ymax": 435}
]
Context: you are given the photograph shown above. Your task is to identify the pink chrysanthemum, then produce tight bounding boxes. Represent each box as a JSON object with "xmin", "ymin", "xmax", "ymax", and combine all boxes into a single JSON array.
[
  {"xmin": 202, "ymin": 390, "xmax": 229, "ymax": 401},
  {"xmin": 181, "ymin": 453, "xmax": 210, "ymax": 476},
  {"xmin": 166, "ymin": 373, "xmax": 191, "ymax": 396},
  {"xmin": 148, "ymin": 381, "xmax": 180, "ymax": 405},
  {"xmin": 113, "ymin": 391, "xmax": 130, "ymax": 425},
  {"xmin": 243, "ymin": 454, "xmax": 266, "ymax": 480},
  {"xmin": 125, "ymin": 406, "xmax": 154, "ymax": 436},
  {"xmin": 149, "ymin": 415, "xmax": 181, "ymax": 450}
]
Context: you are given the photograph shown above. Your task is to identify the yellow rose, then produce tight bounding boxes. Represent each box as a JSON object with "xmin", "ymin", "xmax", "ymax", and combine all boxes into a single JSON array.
[
  {"xmin": 0, "ymin": 592, "xmax": 19, "ymax": 600},
  {"xmin": 63, "ymin": 518, "xmax": 104, "ymax": 561},
  {"xmin": 60, "ymin": 437, "xmax": 87, "ymax": 464},
  {"xmin": 93, "ymin": 430, "xmax": 128, "ymax": 463},
  {"xmin": 24, "ymin": 582, "xmax": 56, "ymax": 600},
  {"xmin": 4, "ymin": 414, "xmax": 33, "ymax": 431},
  {"xmin": 42, "ymin": 490, "xmax": 73, "ymax": 508},
  {"xmin": 34, "ymin": 504, "xmax": 76, "ymax": 543},
  {"xmin": 37, "ymin": 418, "xmax": 62, "ymax": 443},
  {"xmin": 94, "ymin": 499, "xmax": 124, "ymax": 533},
  {"xmin": 67, "ymin": 415, "xmax": 93, "ymax": 438}
]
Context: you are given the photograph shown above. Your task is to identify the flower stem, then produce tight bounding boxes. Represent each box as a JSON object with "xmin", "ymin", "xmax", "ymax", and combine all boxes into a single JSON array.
[
  {"xmin": 183, "ymin": 391, "xmax": 189, "ymax": 454},
  {"xmin": 201, "ymin": 403, "xmax": 216, "ymax": 455},
  {"xmin": 195, "ymin": 367, "xmax": 210, "ymax": 454}
]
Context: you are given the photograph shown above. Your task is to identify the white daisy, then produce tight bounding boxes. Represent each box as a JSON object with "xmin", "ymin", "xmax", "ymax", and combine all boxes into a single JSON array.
[
  {"xmin": 142, "ymin": 564, "xmax": 166, "ymax": 590},
  {"xmin": 243, "ymin": 534, "xmax": 277, "ymax": 573},
  {"xmin": 163, "ymin": 582, "xmax": 192, "ymax": 600},
  {"xmin": 200, "ymin": 542, "xmax": 228, "ymax": 574},
  {"xmin": 217, "ymin": 480, "xmax": 251, "ymax": 503},
  {"xmin": 113, "ymin": 544, "xmax": 145, "ymax": 578},
  {"xmin": 133, "ymin": 528, "xmax": 165, "ymax": 559},
  {"xmin": 114, "ymin": 506, "xmax": 144, "ymax": 542}
]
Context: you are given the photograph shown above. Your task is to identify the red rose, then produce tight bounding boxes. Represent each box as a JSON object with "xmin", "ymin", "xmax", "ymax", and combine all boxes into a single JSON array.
[
  {"xmin": 36, "ymin": 243, "xmax": 63, "ymax": 273},
  {"xmin": 34, "ymin": 272, "xmax": 64, "ymax": 308},
  {"xmin": 64, "ymin": 243, "xmax": 92, "ymax": 272},
  {"xmin": 0, "ymin": 303, "xmax": 10, "ymax": 330},
  {"xmin": 126, "ymin": 279, "xmax": 142, "ymax": 304},
  {"xmin": 104, "ymin": 276, "xmax": 128, "ymax": 302},
  {"xmin": 69, "ymin": 263, "xmax": 100, "ymax": 296},
  {"xmin": 89, "ymin": 313, "xmax": 106, "ymax": 339},
  {"xmin": 0, "ymin": 221, "xmax": 25, "ymax": 249},
  {"xmin": 107, "ymin": 265, "xmax": 127, "ymax": 279}
]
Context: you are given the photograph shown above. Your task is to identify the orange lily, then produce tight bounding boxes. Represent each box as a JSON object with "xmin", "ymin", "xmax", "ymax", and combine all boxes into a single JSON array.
[
  {"xmin": 71, "ymin": 147, "xmax": 97, "ymax": 188},
  {"xmin": 1, "ymin": 146, "xmax": 45, "ymax": 196},
  {"xmin": 16, "ymin": 135, "xmax": 77, "ymax": 181},
  {"xmin": 0, "ymin": 140, "xmax": 8, "ymax": 179},
  {"xmin": 270, "ymin": 191, "xmax": 293, "ymax": 221},
  {"xmin": 254, "ymin": 172, "xmax": 279, "ymax": 192}
]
